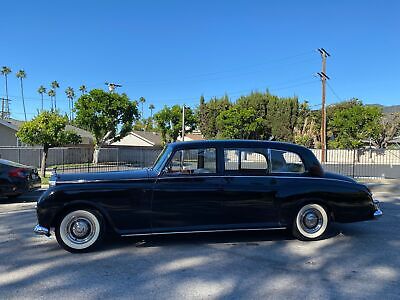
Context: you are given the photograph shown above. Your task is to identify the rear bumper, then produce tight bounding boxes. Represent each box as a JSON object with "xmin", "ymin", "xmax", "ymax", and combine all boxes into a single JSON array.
[{"xmin": 373, "ymin": 199, "xmax": 383, "ymax": 218}]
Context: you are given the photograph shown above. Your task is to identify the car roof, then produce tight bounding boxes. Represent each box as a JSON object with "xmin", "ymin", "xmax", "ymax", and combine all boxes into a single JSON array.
[
  {"xmin": 169, "ymin": 139, "xmax": 306, "ymax": 152},
  {"xmin": 0, "ymin": 159, "xmax": 32, "ymax": 169}
]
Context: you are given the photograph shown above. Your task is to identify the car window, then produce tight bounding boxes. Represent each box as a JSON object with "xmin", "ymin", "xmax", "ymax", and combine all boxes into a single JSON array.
[
  {"xmin": 224, "ymin": 149, "xmax": 268, "ymax": 175},
  {"xmin": 269, "ymin": 149, "xmax": 305, "ymax": 173},
  {"xmin": 164, "ymin": 148, "xmax": 216, "ymax": 175}
]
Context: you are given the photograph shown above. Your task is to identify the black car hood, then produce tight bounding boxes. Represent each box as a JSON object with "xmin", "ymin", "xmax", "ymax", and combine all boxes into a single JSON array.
[
  {"xmin": 323, "ymin": 171, "xmax": 356, "ymax": 183},
  {"xmin": 52, "ymin": 169, "xmax": 155, "ymax": 185}
]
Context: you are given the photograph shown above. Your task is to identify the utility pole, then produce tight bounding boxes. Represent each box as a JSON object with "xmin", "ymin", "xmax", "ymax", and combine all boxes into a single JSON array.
[
  {"xmin": 181, "ymin": 104, "xmax": 185, "ymax": 141},
  {"xmin": 1, "ymin": 97, "xmax": 10, "ymax": 119},
  {"xmin": 317, "ymin": 48, "xmax": 330, "ymax": 163}
]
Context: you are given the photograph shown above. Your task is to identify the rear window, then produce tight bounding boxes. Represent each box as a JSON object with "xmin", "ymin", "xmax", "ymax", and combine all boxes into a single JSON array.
[
  {"xmin": 224, "ymin": 149, "xmax": 268, "ymax": 175},
  {"xmin": 269, "ymin": 150, "xmax": 305, "ymax": 173}
]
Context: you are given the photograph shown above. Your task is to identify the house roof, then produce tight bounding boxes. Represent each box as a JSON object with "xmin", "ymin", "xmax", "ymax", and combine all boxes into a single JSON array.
[
  {"xmin": 131, "ymin": 130, "xmax": 162, "ymax": 146},
  {"xmin": 0, "ymin": 118, "xmax": 94, "ymax": 141}
]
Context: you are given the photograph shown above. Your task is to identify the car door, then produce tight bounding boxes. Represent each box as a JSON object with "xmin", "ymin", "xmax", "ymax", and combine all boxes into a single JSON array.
[
  {"xmin": 151, "ymin": 147, "xmax": 224, "ymax": 232},
  {"xmin": 220, "ymin": 148, "xmax": 280, "ymax": 228}
]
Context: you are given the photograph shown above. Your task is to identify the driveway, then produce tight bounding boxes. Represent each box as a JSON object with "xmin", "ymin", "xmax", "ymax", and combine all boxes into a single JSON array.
[{"xmin": 0, "ymin": 181, "xmax": 399, "ymax": 299}]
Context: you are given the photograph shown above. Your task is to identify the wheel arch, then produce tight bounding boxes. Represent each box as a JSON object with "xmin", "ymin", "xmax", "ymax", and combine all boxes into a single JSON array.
[
  {"xmin": 280, "ymin": 196, "xmax": 335, "ymax": 226},
  {"xmin": 51, "ymin": 200, "xmax": 117, "ymax": 234}
]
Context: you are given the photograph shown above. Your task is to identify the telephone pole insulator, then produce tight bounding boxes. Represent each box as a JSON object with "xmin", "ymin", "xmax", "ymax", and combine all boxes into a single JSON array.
[{"xmin": 105, "ymin": 82, "xmax": 122, "ymax": 93}]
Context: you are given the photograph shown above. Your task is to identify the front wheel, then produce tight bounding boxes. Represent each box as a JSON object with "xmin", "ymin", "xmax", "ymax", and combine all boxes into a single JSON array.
[
  {"xmin": 55, "ymin": 209, "xmax": 104, "ymax": 253},
  {"xmin": 292, "ymin": 203, "xmax": 329, "ymax": 241}
]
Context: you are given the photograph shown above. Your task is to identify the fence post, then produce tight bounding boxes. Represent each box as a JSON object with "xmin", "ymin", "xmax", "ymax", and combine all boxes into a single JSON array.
[
  {"xmin": 18, "ymin": 148, "xmax": 21, "ymax": 163},
  {"xmin": 62, "ymin": 148, "xmax": 65, "ymax": 173},
  {"xmin": 352, "ymin": 149, "xmax": 356, "ymax": 178},
  {"xmin": 117, "ymin": 148, "xmax": 120, "ymax": 171},
  {"xmin": 87, "ymin": 147, "xmax": 90, "ymax": 173}
]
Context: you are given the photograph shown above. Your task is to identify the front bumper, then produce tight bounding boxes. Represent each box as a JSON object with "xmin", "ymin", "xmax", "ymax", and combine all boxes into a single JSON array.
[
  {"xmin": 34, "ymin": 224, "xmax": 50, "ymax": 237},
  {"xmin": 373, "ymin": 200, "xmax": 383, "ymax": 218}
]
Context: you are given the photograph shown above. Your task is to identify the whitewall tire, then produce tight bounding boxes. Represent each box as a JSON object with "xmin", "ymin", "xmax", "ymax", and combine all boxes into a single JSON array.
[
  {"xmin": 55, "ymin": 209, "xmax": 104, "ymax": 253},
  {"xmin": 292, "ymin": 203, "xmax": 329, "ymax": 241}
]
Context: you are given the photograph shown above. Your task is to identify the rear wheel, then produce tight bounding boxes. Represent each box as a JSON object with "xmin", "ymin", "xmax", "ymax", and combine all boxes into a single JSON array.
[
  {"xmin": 292, "ymin": 203, "xmax": 329, "ymax": 241},
  {"xmin": 55, "ymin": 209, "xmax": 104, "ymax": 253}
]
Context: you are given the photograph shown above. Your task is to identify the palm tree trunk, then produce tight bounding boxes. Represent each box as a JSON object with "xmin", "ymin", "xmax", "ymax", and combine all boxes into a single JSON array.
[
  {"xmin": 54, "ymin": 95, "xmax": 57, "ymax": 109},
  {"xmin": 4, "ymin": 75, "xmax": 9, "ymax": 118},
  {"xmin": 41, "ymin": 94, "xmax": 44, "ymax": 111},
  {"xmin": 20, "ymin": 79, "xmax": 27, "ymax": 121},
  {"xmin": 68, "ymin": 97, "xmax": 71, "ymax": 121}
]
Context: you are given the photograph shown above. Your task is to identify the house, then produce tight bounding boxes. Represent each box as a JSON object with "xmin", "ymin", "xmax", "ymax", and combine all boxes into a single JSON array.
[
  {"xmin": 177, "ymin": 130, "xmax": 205, "ymax": 142},
  {"xmin": 112, "ymin": 130, "xmax": 163, "ymax": 147},
  {"xmin": 0, "ymin": 118, "xmax": 94, "ymax": 146},
  {"xmin": 111, "ymin": 130, "xmax": 204, "ymax": 147}
]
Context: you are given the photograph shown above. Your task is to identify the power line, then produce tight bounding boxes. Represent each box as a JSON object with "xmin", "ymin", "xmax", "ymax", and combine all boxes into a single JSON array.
[{"xmin": 326, "ymin": 81, "xmax": 342, "ymax": 102}]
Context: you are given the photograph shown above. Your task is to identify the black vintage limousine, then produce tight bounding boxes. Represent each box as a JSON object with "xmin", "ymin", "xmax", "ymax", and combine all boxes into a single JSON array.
[{"xmin": 34, "ymin": 140, "xmax": 382, "ymax": 252}]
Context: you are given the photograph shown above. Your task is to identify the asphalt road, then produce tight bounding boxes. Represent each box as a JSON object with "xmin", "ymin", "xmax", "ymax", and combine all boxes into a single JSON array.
[{"xmin": 0, "ymin": 181, "xmax": 399, "ymax": 299}]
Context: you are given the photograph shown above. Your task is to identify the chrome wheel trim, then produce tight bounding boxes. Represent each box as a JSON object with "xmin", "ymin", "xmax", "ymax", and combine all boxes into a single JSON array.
[
  {"xmin": 296, "ymin": 204, "xmax": 328, "ymax": 239},
  {"xmin": 59, "ymin": 210, "xmax": 100, "ymax": 250}
]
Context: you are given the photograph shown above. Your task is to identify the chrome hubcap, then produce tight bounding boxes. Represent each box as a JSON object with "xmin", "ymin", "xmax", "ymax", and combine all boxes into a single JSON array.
[
  {"xmin": 72, "ymin": 219, "xmax": 90, "ymax": 238},
  {"xmin": 65, "ymin": 216, "xmax": 95, "ymax": 244},
  {"xmin": 300, "ymin": 209, "xmax": 323, "ymax": 234}
]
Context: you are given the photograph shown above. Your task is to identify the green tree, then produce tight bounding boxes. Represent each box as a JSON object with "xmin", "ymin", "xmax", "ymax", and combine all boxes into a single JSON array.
[
  {"xmin": 79, "ymin": 85, "xmax": 87, "ymax": 95},
  {"xmin": 65, "ymin": 87, "xmax": 75, "ymax": 121},
  {"xmin": 154, "ymin": 105, "xmax": 196, "ymax": 144},
  {"xmin": 197, "ymin": 94, "xmax": 231, "ymax": 138},
  {"xmin": 37, "ymin": 85, "xmax": 46, "ymax": 111},
  {"xmin": 74, "ymin": 89, "xmax": 139, "ymax": 164},
  {"xmin": 48, "ymin": 89, "xmax": 56, "ymax": 110},
  {"xmin": 51, "ymin": 80, "xmax": 60, "ymax": 109},
  {"xmin": 16, "ymin": 111, "xmax": 81, "ymax": 177},
  {"xmin": 149, "ymin": 103, "xmax": 155, "ymax": 118},
  {"xmin": 1, "ymin": 66, "xmax": 12, "ymax": 119},
  {"xmin": 139, "ymin": 97, "xmax": 146, "ymax": 120},
  {"xmin": 16, "ymin": 70, "xmax": 27, "ymax": 121},
  {"xmin": 329, "ymin": 103, "xmax": 382, "ymax": 149},
  {"xmin": 371, "ymin": 113, "xmax": 400, "ymax": 148},
  {"xmin": 216, "ymin": 106, "xmax": 264, "ymax": 139}
]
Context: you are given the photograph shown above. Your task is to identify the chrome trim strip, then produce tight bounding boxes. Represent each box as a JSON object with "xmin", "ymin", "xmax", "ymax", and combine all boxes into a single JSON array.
[
  {"xmin": 56, "ymin": 175, "xmax": 354, "ymax": 185},
  {"xmin": 120, "ymin": 227, "xmax": 287, "ymax": 237}
]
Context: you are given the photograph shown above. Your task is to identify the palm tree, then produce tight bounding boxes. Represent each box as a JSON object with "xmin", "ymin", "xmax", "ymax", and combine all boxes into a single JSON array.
[
  {"xmin": 79, "ymin": 85, "xmax": 87, "ymax": 95},
  {"xmin": 139, "ymin": 97, "xmax": 146, "ymax": 120},
  {"xmin": 16, "ymin": 70, "xmax": 27, "ymax": 121},
  {"xmin": 65, "ymin": 87, "xmax": 75, "ymax": 121},
  {"xmin": 48, "ymin": 89, "xmax": 55, "ymax": 110},
  {"xmin": 37, "ymin": 85, "xmax": 46, "ymax": 111},
  {"xmin": 149, "ymin": 104, "xmax": 155, "ymax": 119},
  {"xmin": 1, "ymin": 66, "xmax": 12, "ymax": 119},
  {"xmin": 51, "ymin": 80, "xmax": 60, "ymax": 109}
]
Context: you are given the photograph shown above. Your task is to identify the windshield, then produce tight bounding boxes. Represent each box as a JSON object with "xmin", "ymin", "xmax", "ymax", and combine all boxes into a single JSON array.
[{"xmin": 152, "ymin": 145, "xmax": 172, "ymax": 172}]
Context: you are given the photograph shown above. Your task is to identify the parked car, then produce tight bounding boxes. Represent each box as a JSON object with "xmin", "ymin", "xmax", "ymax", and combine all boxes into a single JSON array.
[
  {"xmin": 34, "ymin": 140, "xmax": 382, "ymax": 253},
  {"xmin": 0, "ymin": 159, "xmax": 41, "ymax": 199}
]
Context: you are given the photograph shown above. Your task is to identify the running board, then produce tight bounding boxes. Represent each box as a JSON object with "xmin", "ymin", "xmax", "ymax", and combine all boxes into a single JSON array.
[{"xmin": 121, "ymin": 227, "xmax": 287, "ymax": 237}]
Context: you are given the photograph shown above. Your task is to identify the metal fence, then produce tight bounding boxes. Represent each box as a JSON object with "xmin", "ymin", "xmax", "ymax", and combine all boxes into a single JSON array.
[
  {"xmin": 0, "ymin": 146, "xmax": 399, "ymax": 178},
  {"xmin": 0, "ymin": 146, "xmax": 163, "ymax": 174}
]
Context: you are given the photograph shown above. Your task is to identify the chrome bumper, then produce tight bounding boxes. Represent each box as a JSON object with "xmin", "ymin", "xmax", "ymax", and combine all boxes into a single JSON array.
[
  {"xmin": 373, "ymin": 200, "xmax": 383, "ymax": 218},
  {"xmin": 34, "ymin": 224, "xmax": 50, "ymax": 236}
]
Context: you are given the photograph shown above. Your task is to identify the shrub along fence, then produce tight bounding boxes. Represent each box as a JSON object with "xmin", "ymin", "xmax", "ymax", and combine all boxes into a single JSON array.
[{"xmin": 0, "ymin": 146, "xmax": 398, "ymax": 178}]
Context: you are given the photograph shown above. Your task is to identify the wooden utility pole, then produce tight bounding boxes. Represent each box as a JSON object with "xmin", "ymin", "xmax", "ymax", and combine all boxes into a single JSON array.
[
  {"xmin": 181, "ymin": 104, "xmax": 185, "ymax": 141},
  {"xmin": 317, "ymin": 48, "xmax": 330, "ymax": 163}
]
